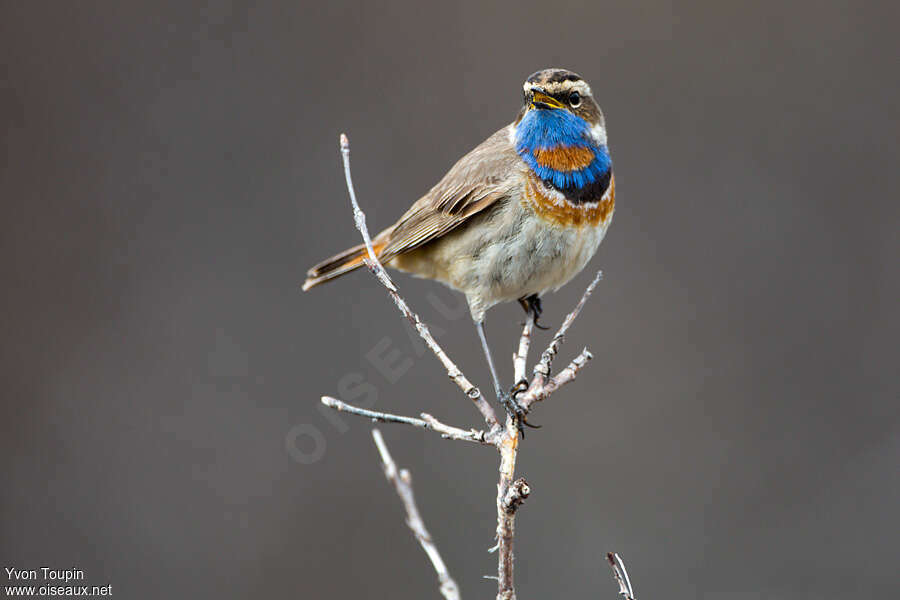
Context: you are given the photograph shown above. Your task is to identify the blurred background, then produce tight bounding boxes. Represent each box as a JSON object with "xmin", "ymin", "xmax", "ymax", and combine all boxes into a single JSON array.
[{"xmin": 2, "ymin": 1, "xmax": 897, "ymax": 598}]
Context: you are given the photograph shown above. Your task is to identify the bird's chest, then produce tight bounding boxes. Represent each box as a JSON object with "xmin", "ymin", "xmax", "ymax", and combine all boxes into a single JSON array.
[
  {"xmin": 478, "ymin": 173, "xmax": 615, "ymax": 300},
  {"xmin": 519, "ymin": 174, "xmax": 613, "ymax": 289}
]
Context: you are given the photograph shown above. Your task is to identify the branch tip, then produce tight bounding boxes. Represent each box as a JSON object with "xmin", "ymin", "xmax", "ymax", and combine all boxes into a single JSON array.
[{"xmin": 607, "ymin": 552, "xmax": 635, "ymax": 600}]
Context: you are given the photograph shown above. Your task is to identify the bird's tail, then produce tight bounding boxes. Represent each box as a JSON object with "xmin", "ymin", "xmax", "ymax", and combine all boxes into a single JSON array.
[{"xmin": 302, "ymin": 240, "xmax": 387, "ymax": 291}]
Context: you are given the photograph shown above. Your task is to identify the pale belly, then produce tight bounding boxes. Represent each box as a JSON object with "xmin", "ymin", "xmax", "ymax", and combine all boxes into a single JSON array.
[{"xmin": 389, "ymin": 192, "xmax": 614, "ymax": 321}]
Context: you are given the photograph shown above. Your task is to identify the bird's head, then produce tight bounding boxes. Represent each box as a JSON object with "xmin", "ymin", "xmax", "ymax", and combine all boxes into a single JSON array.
[
  {"xmin": 518, "ymin": 69, "xmax": 605, "ymax": 136},
  {"xmin": 514, "ymin": 69, "xmax": 611, "ymax": 196}
]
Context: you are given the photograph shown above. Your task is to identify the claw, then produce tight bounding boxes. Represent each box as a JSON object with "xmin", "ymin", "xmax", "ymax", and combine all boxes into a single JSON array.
[
  {"xmin": 519, "ymin": 294, "xmax": 550, "ymax": 330},
  {"xmin": 500, "ymin": 389, "xmax": 541, "ymax": 438},
  {"xmin": 510, "ymin": 379, "xmax": 529, "ymax": 398},
  {"xmin": 509, "ymin": 380, "xmax": 541, "ymax": 429},
  {"xmin": 500, "ymin": 390, "xmax": 523, "ymax": 420},
  {"xmin": 498, "ymin": 390, "xmax": 524, "ymax": 437}
]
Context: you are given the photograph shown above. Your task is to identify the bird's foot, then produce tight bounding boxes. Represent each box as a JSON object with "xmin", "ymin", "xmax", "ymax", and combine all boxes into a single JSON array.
[
  {"xmin": 519, "ymin": 294, "xmax": 550, "ymax": 330},
  {"xmin": 502, "ymin": 380, "xmax": 541, "ymax": 438},
  {"xmin": 511, "ymin": 378, "xmax": 529, "ymax": 397}
]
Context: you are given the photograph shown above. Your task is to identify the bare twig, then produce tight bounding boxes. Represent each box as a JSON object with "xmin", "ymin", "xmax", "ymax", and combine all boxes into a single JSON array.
[
  {"xmin": 321, "ymin": 397, "xmax": 490, "ymax": 445},
  {"xmin": 496, "ymin": 475, "xmax": 530, "ymax": 597},
  {"xmin": 550, "ymin": 349, "xmax": 594, "ymax": 389},
  {"xmin": 517, "ymin": 347, "xmax": 593, "ymax": 408},
  {"xmin": 339, "ymin": 134, "xmax": 499, "ymax": 431},
  {"xmin": 512, "ymin": 311, "xmax": 535, "ymax": 386},
  {"xmin": 372, "ymin": 429, "xmax": 461, "ymax": 600},
  {"xmin": 494, "ymin": 415, "xmax": 521, "ymax": 600},
  {"xmin": 534, "ymin": 269, "xmax": 602, "ymax": 379},
  {"xmin": 606, "ymin": 552, "xmax": 635, "ymax": 600},
  {"xmin": 340, "ymin": 133, "xmax": 377, "ymax": 263}
]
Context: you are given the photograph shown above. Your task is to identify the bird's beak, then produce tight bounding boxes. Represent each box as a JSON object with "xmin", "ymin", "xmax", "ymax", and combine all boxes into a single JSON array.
[{"xmin": 529, "ymin": 88, "xmax": 565, "ymax": 110}]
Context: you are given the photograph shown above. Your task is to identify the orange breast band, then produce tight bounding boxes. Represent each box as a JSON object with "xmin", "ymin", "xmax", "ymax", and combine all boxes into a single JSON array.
[
  {"xmin": 524, "ymin": 174, "xmax": 615, "ymax": 228},
  {"xmin": 533, "ymin": 146, "xmax": 597, "ymax": 172}
]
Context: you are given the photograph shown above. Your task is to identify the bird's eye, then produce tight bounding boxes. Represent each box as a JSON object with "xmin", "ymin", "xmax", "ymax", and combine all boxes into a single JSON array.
[{"xmin": 568, "ymin": 91, "xmax": 581, "ymax": 107}]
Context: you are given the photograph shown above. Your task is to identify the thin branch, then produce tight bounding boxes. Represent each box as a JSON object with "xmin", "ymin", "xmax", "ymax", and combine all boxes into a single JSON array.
[
  {"xmin": 512, "ymin": 311, "xmax": 535, "ymax": 386},
  {"xmin": 543, "ymin": 349, "xmax": 593, "ymax": 395},
  {"xmin": 339, "ymin": 134, "xmax": 499, "ymax": 431},
  {"xmin": 321, "ymin": 397, "xmax": 490, "ymax": 445},
  {"xmin": 533, "ymin": 269, "xmax": 602, "ymax": 380},
  {"xmin": 495, "ymin": 423, "xmax": 520, "ymax": 600},
  {"xmin": 496, "ymin": 473, "xmax": 530, "ymax": 598},
  {"xmin": 517, "ymin": 348, "xmax": 593, "ymax": 408},
  {"xmin": 420, "ymin": 413, "xmax": 490, "ymax": 445},
  {"xmin": 372, "ymin": 429, "xmax": 461, "ymax": 600},
  {"xmin": 340, "ymin": 133, "xmax": 377, "ymax": 262},
  {"xmin": 606, "ymin": 552, "xmax": 635, "ymax": 600}
]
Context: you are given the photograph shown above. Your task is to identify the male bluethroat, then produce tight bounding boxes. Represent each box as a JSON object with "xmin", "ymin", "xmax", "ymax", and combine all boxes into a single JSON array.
[{"xmin": 304, "ymin": 68, "xmax": 615, "ymax": 419}]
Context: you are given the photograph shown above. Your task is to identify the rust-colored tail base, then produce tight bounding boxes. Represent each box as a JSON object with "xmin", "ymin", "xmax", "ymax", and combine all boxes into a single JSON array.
[{"xmin": 302, "ymin": 241, "xmax": 385, "ymax": 291}]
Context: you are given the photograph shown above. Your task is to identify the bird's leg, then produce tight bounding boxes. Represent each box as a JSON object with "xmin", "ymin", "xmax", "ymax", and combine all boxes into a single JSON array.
[
  {"xmin": 474, "ymin": 320, "xmax": 524, "ymax": 421},
  {"xmin": 518, "ymin": 294, "xmax": 549, "ymax": 330}
]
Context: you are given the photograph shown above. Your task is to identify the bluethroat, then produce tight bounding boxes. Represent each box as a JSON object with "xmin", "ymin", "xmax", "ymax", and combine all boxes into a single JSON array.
[{"xmin": 304, "ymin": 68, "xmax": 615, "ymax": 419}]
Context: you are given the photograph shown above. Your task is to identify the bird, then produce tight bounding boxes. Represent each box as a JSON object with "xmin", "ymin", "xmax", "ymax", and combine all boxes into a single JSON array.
[{"xmin": 303, "ymin": 68, "xmax": 615, "ymax": 421}]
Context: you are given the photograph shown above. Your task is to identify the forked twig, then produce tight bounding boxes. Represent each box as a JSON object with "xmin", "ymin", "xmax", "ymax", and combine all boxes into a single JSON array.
[{"xmin": 517, "ymin": 270, "xmax": 602, "ymax": 412}]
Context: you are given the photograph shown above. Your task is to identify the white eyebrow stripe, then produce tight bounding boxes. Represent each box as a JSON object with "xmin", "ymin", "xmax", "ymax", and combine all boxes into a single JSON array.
[{"xmin": 522, "ymin": 80, "xmax": 591, "ymax": 97}]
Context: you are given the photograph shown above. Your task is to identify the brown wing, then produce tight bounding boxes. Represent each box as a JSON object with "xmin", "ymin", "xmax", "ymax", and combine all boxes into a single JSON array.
[{"xmin": 377, "ymin": 124, "xmax": 523, "ymax": 260}]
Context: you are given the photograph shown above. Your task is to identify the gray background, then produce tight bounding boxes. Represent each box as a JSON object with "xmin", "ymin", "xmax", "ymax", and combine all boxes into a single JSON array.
[{"xmin": 2, "ymin": 1, "xmax": 897, "ymax": 598}]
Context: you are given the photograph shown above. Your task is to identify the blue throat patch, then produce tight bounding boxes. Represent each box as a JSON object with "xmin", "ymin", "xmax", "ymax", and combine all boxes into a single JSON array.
[{"xmin": 515, "ymin": 108, "xmax": 611, "ymax": 192}]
